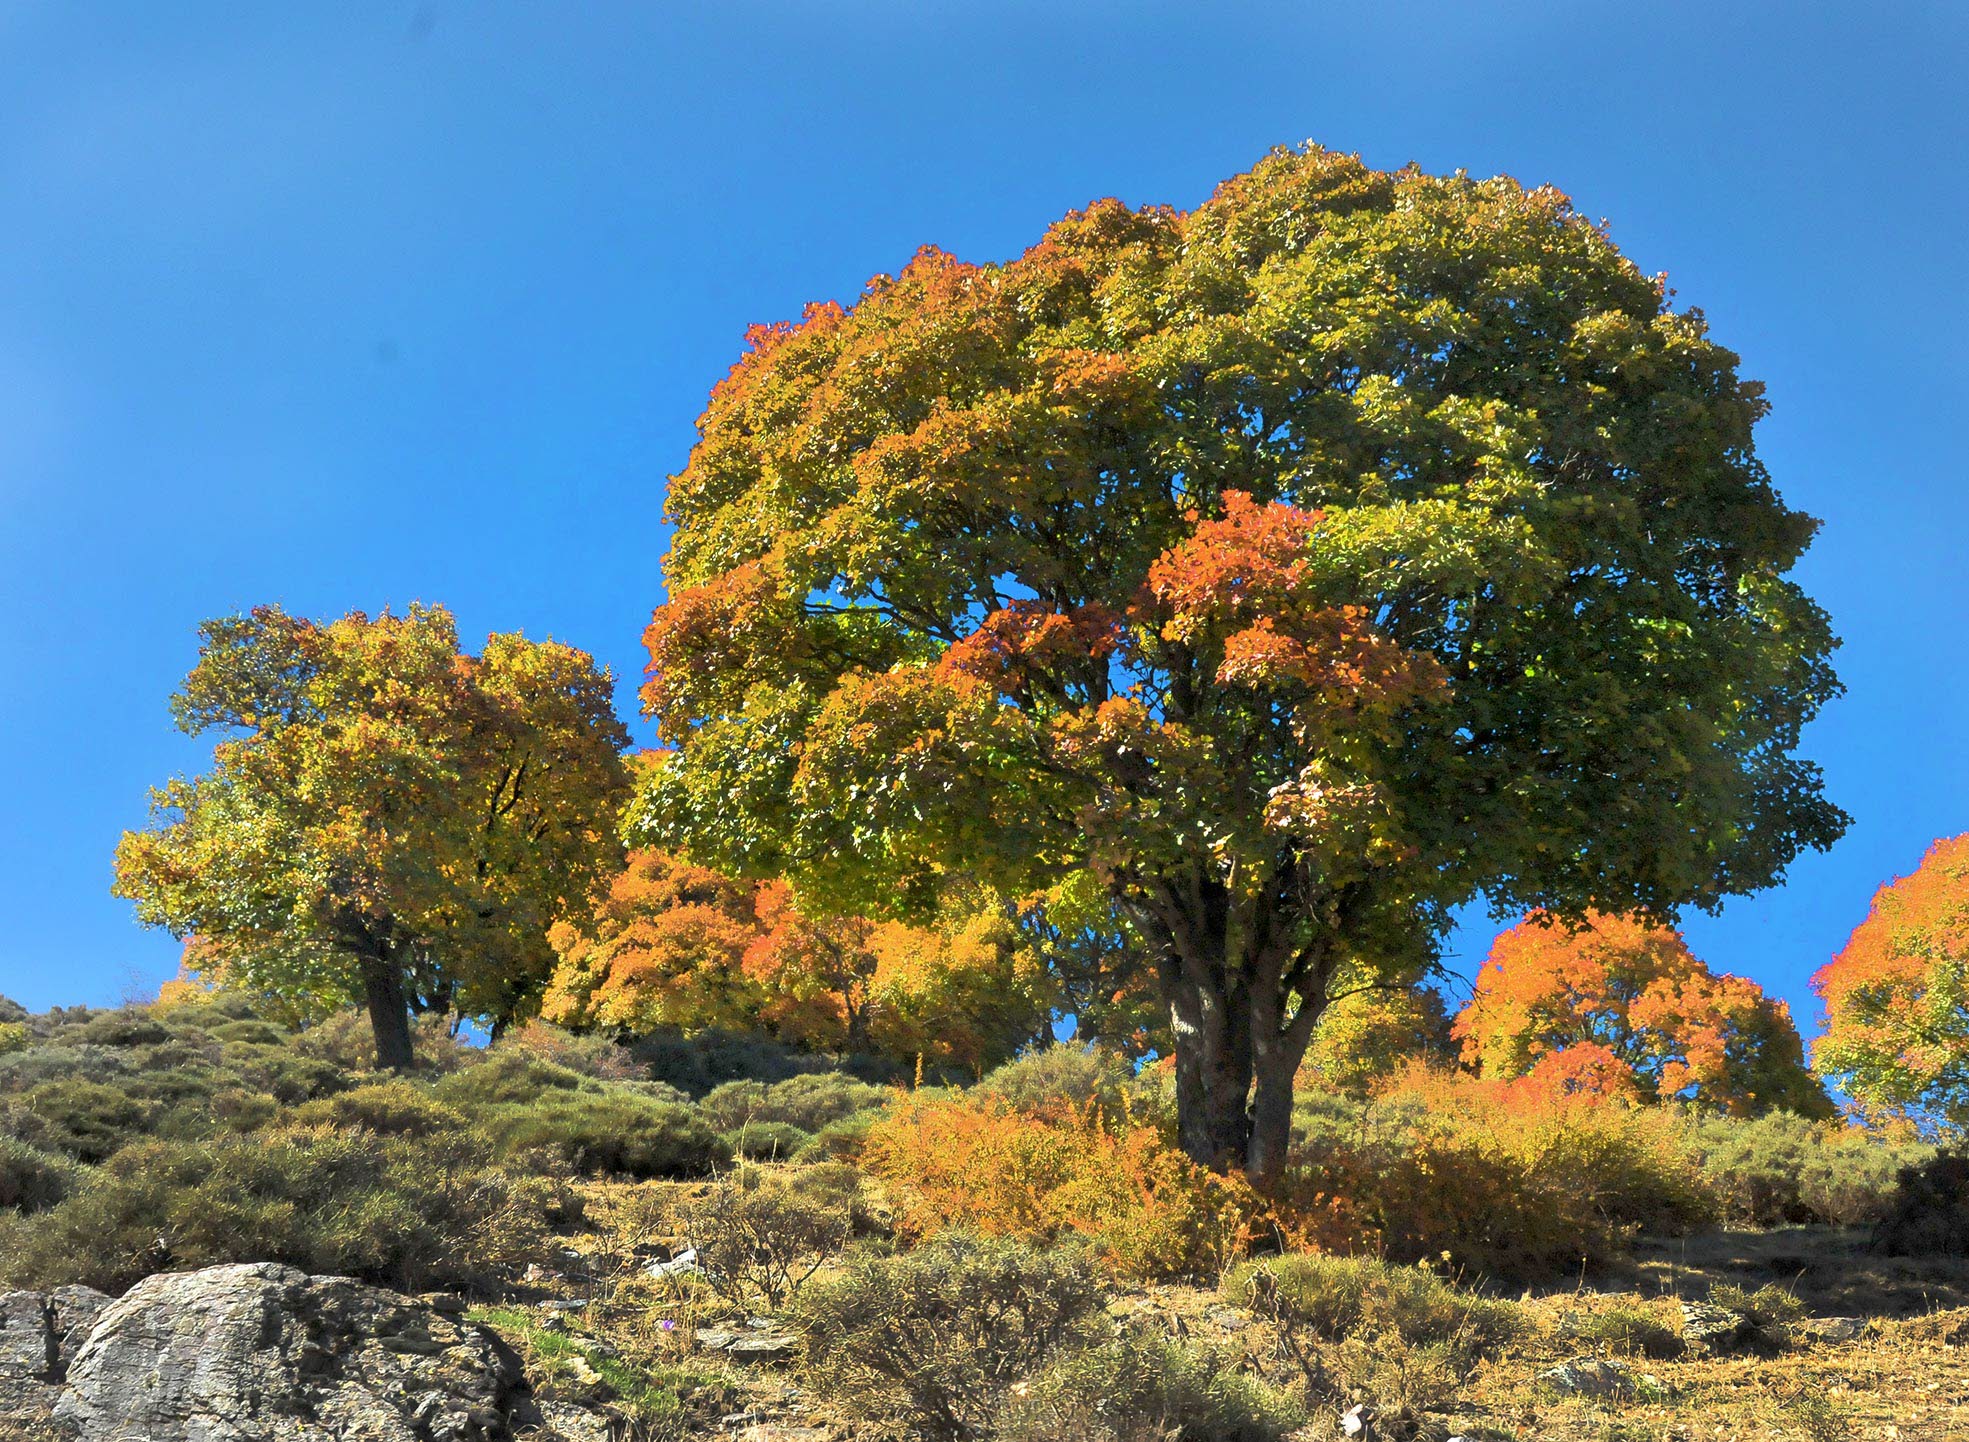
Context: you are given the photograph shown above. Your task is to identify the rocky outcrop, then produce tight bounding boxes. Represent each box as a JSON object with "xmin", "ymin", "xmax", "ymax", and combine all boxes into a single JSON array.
[
  {"xmin": 47, "ymin": 1262, "xmax": 524, "ymax": 1441},
  {"xmin": 0, "ymin": 1284, "xmax": 109, "ymax": 1424},
  {"xmin": 0, "ymin": 1263, "xmax": 640, "ymax": 1440}
]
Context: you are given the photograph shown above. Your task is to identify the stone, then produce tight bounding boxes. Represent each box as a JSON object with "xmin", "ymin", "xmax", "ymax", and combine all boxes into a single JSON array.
[
  {"xmin": 50, "ymin": 1261, "xmax": 526, "ymax": 1441},
  {"xmin": 1680, "ymin": 1299, "xmax": 1753, "ymax": 1356},
  {"xmin": 1340, "ymin": 1402, "xmax": 1376, "ymax": 1436},
  {"xmin": 0, "ymin": 1284, "xmax": 110, "ymax": 1425},
  {"xmin": 724, "ymin": 1333, "xmax": 797, "ymax": 1363},
  {"xmin": 1541, "ymin": 1357, "xmax": 1644, "ymax": 1399},
  {"xmin": 1798, "ymin": 1315, "xmax": 1867, "ymax": 1343},
  {"xmin": 532, "ymin": 1401, "xmax": 614, "ymax": 1442},
  {"xmin": 645, "ymin": 1248, "xmax": 705, "ymax": 1281}
]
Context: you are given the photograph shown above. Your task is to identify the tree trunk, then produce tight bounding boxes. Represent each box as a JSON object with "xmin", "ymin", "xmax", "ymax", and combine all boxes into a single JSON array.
[
  {"xmin": 1138, "ymin": 880, "xmax": 1333, "ymax": 1191},
  {"xmin": 360, "ymin": 954, "xmax": 416, "ymax": 1071}
]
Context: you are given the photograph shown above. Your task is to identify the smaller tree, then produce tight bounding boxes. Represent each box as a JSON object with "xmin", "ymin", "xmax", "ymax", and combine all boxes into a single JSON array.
[
  {"xmin": 1298, "ymin": 982, "xmax": 1454, "ymax": 1095},
  {"xmin": 1814, "ymin": 834, "xmax": 1969, "ymax": 1131},
  {"xmin": 115, "ymin": 605, "xmax": 630, "ymax": 1068},
  {"xmin": 1454, "ymin": 912, "xmax": 1830, "ymax": 1116},
  {"xmin": 544, "ymin": 851, "xmax": 1053, "ymax": 1073}
]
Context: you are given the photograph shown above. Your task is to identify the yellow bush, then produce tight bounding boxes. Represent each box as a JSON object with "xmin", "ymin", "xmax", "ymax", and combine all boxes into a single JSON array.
[
  {"xmin": 861, "ymin": 1094, "xmax": 1264, "ymax": 1280},
  {"xmin": 1291, "ymin": 1064, "xmax": 1708, "ymax": 1280}
]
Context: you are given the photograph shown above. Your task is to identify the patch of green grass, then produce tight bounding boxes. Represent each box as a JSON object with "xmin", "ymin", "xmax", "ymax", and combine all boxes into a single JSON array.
[{"xmin": 467, "ymin": 1305, "xmax": 720, "ymax": 1429}]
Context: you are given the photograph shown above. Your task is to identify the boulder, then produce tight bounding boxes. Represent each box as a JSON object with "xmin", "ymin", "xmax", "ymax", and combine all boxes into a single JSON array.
[
  {"xmin": 1679, "ymin": 1299, "xmax": 1753, "ymax": 1356},
  {"xmin": 50, "ymin": 1262, "xmax": 525, "ymax": 1441},
  {"xmin": 0, "ymin": 1285, "xmax": 109, "ymax": 1424},
  {"xmin": 1541, "ymin": 1356, "xmax": 1660, "ymax": 1400}
]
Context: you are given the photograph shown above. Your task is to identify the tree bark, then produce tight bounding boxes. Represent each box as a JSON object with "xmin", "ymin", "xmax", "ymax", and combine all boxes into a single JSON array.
[
  {"xmin": 360, "ymin": 953, "xmax": 416, "ymax": 1071},
  {"xmin": 1137, "ymin": 878, "xmax": 1334, "ymax": 1191}
]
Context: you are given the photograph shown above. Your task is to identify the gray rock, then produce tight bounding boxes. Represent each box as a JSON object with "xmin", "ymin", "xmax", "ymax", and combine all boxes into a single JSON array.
[
  {"xmin": 0, "ymin": 1284, "xmax": 110, "ymax": 1425},
  {"xmin": 51, "ymin": 1261, "xmax": 524, "ymax": 1441},
  {"xmin": 1541, "ymin": 1356, "xmax": 1651, "ymax": 1400},
  {"xmin": 1798, "ymin": 1314, "xmax": 1866, "ymax": 1343},
  {"xmin": 532, "ymin": 1399, "xmax": 615, "ymax": 1441},
  {"xmin": 1680, "ymin": 1299, "xmax": 1753, "ymax": 1356}
]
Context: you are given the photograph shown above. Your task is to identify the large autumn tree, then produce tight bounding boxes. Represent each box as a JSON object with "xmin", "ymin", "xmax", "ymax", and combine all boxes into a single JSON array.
[
  {"xmin": 634, "ymin": 146, "xmax": 1845, "ymax": 1184},
  {"xmin": 1814, "ymin": 835, "xmax": 1969, "ymax": 1131},
  {"xmin": 115, "ymin": 605, "xmax": 631, "ymax": 1068},
  {"xmin": 1453, "ymin": 912, "xmax": 1829, "ymax": 1116}
]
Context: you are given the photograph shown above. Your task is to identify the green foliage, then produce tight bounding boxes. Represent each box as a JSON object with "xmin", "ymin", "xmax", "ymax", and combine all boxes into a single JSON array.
[
  {"xmin": 792, "ymin": 1233, "xmax": 1105, "ymax": 1441},
  {"xmin": 994, "ymin": 1332, "xmax": 1303, "ymax": 1442},
  {"xmin": 468, "ymin": 1305, "xmax": 717, "ymax": 1437},
  {"xmin": 699, "ymin": 1071, "xmax": 893, "ymax": 1134},
  {"xmin": 721, "ymin": 1120, "xmax": 813, "ymax": 1161},
  {"xmin": 471, "ymin": 1087, "xmax": 728, "ymax": 1179},
  {"xmin": 114, "ymin": 603, "xmax": 632, "ymax": 1067},
  {"xmin": 292, "ymin": 1080, "xmax": 467, "ymax": 1137},
  {"xmin": 3, "ymin": 1078, "xmax": 155, "ymax": 1162},
  {"xmin": 976, "ymin": 1044, "xmax": 1139, "ymax": 1120},
  {"xmin": 1690, "ymin": 1110, "xmax": 1928, "ymax": 1226},
  {"xmin": 0, "ymin": 1124, "xmax": 570, "ymax": 1295},
  {"xmin": 0, "ymin": 1136, "xmax": 83, "ymax": 1213},
  {"xmin": 1228, "ymin": 1253, "xmax": 1523, "ymax": 1415},
  {"xmin": 1225, "ymin": 1253, "xmax": 1521, "ymax": 1352},
  {"xmin": 637, "ymin": 142, "xmax": 1847, "ymax": 1176},
  {"xmin": 1570, "ymin": 1302, "xmax": 1686, "ymax": 1359}
]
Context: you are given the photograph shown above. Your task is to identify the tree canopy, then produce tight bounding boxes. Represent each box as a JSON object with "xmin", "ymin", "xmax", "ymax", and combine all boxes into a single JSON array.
[
  {"xmin": 631, "ymin": 145, "xmax": 1844, "ymax": 1182},
  {"xmin": 542, "ymin": 850, "xmax": 1053, "ymax": 1074},
  {"xmin": 1814, "ymin": 834, "xmax": 1969, "ymax": 1131},
  {"xmin": 1453, "ymin": 912, "xmax": 1829, "ymax": 1116},
  {"xmin": 114, "ymin": 605, "xmax": 630, "ymax": 1068}
]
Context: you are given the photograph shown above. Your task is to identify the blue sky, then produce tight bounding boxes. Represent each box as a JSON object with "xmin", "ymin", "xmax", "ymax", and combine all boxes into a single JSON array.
[{"xmin": 1, "ymin": 2, "xmax": 1963, "ymax": 1037}]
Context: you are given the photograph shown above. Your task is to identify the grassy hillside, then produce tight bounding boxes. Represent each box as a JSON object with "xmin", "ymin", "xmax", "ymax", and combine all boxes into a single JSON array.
[{"xmin": 2, "ymin": 990, "xmax": 1964, "ymax": 1440}]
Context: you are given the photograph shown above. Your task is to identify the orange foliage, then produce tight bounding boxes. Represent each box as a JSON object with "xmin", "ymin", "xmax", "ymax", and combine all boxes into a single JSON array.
[
  {"xmin": 861, "ymin": 1094, "xmax": 1274, "ymax": 1280},
  {"xmin": 1814, "ymin": 834, "xmax": 1969, "ymax": 1128},
  {"xmin": 1453, "ymin": 911, "xmax": 1828, "ymax": 1117},
  {"xmin": 544, "ymin": 852, "xmax": 1049, "ymax": 1072}
]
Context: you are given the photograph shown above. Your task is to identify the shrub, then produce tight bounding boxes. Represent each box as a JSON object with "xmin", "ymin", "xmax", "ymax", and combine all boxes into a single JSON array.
[
  {"xmin": 470, "ymin": 1087, "xmax": 729, "ymax": 1178},
  {"xmin": 0, "ymin": 1043, "xmax": 127, "ymax": 1093},
  {"xmin": 700, "ymin": 1072, "xmax": 893, "ymax": 1134},
  {"xmin": 1570, "ymin": 1300, "xmax": 1685, "ymax": 1359},
  {"xmin": 0, "ymin": 1023, "xmax": 29, "ymax": 1057},
  {"xmin": 292, "ymin": 1081, "xmax": 467, "ymax": 1137},
  {"xmin": 292, "ymin": 1008, "xmax": 468, "ymax": 1074},
  {"xmin": 1227, "ymin": 1253, "xmax": 1523, "ymax": 1415},
  {"xmin": 0, "ymin": 1136, "xmax": 83, "ymax": 1213},
  {"xmin": 3, "ymin": 1078, "xmax": 156, "ymax": 1162},
  {"xmin": 628, "ymin": 1026, "xmax": 898, "ymax": 1096},
  {"xmin": 1871, "ymin": 1151, "xmax": 1969, "ymax": 1256},
  {"xmin": 1691, "ymin": 1110, "xmax": 1928, "ymax": 1226},
  {"xmin": 495, "ymin": 1020, "xmax": 645, "ymax": 1082},
  {"xmin": 722, "ymin": 1120, "xmax": 813, "ymax": 1161},
  {"xmin": 69, "ymin": 1011, "xmax": 171, "ymax": 1049},
  {"xmin": 976, "ymin": 1044, "xmax": 1138, "ymax": 1121},
  {"xmin": 1290, "ymin": 1067, "xmax": 1710, "ymax": 1280},
  {"xmin": 1224, "ymin": 1253, "xmax": 1521, "ymax": 1352},
  {"xmin": 436, "ymin": 1049, "xmax": 591, "ymax": 1106},
  {"xmin": 676, "ymin": 1166, "xmax": 857, "ymax": 1308},
  {"xmin": 796, "ymin": 1109, "xmax": 884, "ymax": 1162},
  {"xmin": 1709, "ymin": 1282, "xmax": 1806, "ymax": 1346},
  {"xmin": 0, "ymin": 1123, "xmax": 570, "ymax": 1294},
  {"xmin": 791, "ymin": 1234, "xmax": 1103, "ymax": 1442},
  {"xmin": 994, "ymin": 1332, "xmax": 1303, "ymax": 1442},
  {"xmin": 862, "ymin": 1095, "xmax": 1266, "ymax": 1280}
]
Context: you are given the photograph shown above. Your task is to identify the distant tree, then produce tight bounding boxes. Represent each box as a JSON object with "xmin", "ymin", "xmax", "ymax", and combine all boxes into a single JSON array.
[
  {"xmin": 1814, "ymin": 835, "xmax": 1969, "ymax": 1131},
  {"xmin": 544, "ymin": 851, "xmax": 1053, "ymax": 1073},
  {"xmin": 632, "ymin": 145, "xmax": 1845, "ymax": 1185},
  {"xmin": 1298, "ymin": 981, "xmax": 1454, "ymax": 1095},
  {"xmin": 1453, "ymin": 912, "xmax": 1831, "ymax": 1116},
  {"xmin": 1013, "ymin": 873, "xmax": 1168, "ymax": 1060},
  {"xmin": 114, "ymin": 605, "xmax": 630, "ymax": 1069}
]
